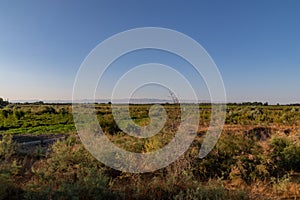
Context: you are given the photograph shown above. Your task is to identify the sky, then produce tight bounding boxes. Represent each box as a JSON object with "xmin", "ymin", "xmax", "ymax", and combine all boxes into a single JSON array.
[{"xmin": 0, "ymin": 0, "xmax": 300, "ymax": 104}]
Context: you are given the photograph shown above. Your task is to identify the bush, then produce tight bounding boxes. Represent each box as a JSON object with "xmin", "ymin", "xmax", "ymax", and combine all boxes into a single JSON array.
[
  {"xmin": 25, "ymin": 136, "xmax": 119, "ymax": 199},
  {"xmin": 0, "ymin": 172, "xmax": 21, "ymax": 200},
  {"xmin": 0, "ymin": 136, "xmax": 22, "ymax": 199},
  {"xmin": 269, "ymin": 136, "xmax": 300, "ymax": 173},
  {"xmin": 14, "ymin": 110, "xmax": 25, "ymax": 120},
  {"xmin": 0, "ymin": 98, "xmax": 9, "ymax": 108},
  {"xmin": 0, "ymin": 135, "xmax": 17, "ymax": 160},
  {"xmin": 98, "ymin": 115, "xmax": 120, "ymax": 134},
  {"xmin": 197, "ymin": 132, "xmax": 268, "ymax": 183},
  {"xmin": 1, "ymin": 109, "xmax": 11, "ymax": 118},
  {"xmin": 36, "ymin": 106, "xmax": 57, "ymax": 115}
]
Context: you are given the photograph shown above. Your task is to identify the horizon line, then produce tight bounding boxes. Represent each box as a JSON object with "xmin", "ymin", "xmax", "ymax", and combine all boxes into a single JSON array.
[{"xmin": 6, "ymin": 98, "xmax": 300, "ymax": 105}]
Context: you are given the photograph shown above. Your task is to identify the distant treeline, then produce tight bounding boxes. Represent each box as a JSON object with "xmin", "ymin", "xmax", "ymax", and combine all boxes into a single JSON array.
[
  {"xmin": 13, "ymin": 101, "xmax": 72, "ymax": 106},
  {"xmin": 227, "ymin": 102, "xmax": 269, "ymax": 106},
  {"xmin": 2, "ymin": 98, "xmax": 300, "ymax": 106}
]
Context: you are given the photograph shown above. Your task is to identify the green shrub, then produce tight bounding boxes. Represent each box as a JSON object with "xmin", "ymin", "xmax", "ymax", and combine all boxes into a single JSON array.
[
  {"xmin": 25, "ymin": 136, "xmax": 119, "ymax": 199},
  {"xmin": 14, "ymin": 110, "xmax": 25, "ymax": 120},
  {"xmin": 1, "ymin": 109, "xmax": 11, "ymax": 118},
  {"xmin": 36, "ymin": 106, "xmax": 57, "ymax": 115},
  {"xmin": 0, "ymin": 135, "xmax": 17, "ymax": 160},
  {"xmin": 0, "ymin": 135, "xmax": 23, "ymax": 199},
  {"xmin": 98, "ymin": 115, "xmax": 121, "ymax": 134},
  {"xmin": 269, "ymin": 136, "xmax": 300, "ymax": 173},
  {"xmin": 198, "ymin": 132, "xmax": 268, "ymax": 183}
]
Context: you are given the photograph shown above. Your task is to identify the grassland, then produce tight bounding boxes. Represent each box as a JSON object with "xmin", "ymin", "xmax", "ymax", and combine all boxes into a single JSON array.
[{"xmin": 0, "ymin": 103, "xmax": 300, "ymax": 199}]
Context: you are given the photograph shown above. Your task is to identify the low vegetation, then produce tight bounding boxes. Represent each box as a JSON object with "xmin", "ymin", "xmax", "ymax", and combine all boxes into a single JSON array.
[{"xmin": 0, "ymin": 102, "xmax": 299, "ymax": 199}]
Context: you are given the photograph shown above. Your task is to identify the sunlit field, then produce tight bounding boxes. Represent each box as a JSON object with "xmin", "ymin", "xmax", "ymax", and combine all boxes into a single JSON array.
[{"xmin": 1, "ymin": 102, "xmax": 300, "ymax": 199}]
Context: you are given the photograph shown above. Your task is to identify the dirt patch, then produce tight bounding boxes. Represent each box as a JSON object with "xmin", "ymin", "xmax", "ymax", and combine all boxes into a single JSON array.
[{"xmin": 246, "ymin": 127, "xmax": 272, "ymax": 141}]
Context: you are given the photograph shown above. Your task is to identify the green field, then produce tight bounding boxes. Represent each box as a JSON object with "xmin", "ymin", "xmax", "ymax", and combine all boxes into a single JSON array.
[
  {"xmin": 1, "ymin": 103, "xmax": 300, "ymax": 199},
  {"xmin": 1, "ymin": 103, "xmax": 299, "ymax": 135}
]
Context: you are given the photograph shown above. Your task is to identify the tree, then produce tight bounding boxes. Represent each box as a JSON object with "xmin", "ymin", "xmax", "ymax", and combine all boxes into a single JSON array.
[{"xmin": 0, "ymin": 98, "xmax": 9, "ymax": 108}]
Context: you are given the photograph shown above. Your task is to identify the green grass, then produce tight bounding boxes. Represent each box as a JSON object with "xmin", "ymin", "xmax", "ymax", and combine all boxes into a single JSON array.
[{"xmin": 1, "ymin": 103, "xmax": 300, "ymax": 135}]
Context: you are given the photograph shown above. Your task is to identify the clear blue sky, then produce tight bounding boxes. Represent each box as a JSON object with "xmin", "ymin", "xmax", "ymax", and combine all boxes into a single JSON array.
[{"xmin": 0, "ymin": 0, "xmax": 299, "ymax": 104}]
